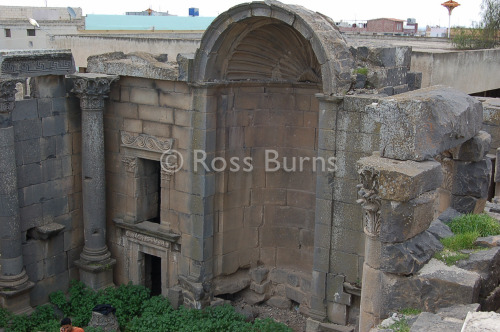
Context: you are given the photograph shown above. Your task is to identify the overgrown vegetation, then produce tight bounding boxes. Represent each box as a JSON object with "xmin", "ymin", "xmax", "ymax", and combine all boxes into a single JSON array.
[
  {"xmin": 452, "ymin": 0, "xmax": 500, "ymax": 49},
  {"xmin": 354, "ymin": 67, "xmax": 368, "ymax": 76},
  {"xmin": 398, "ymin": 308, "xmax": 422, "ymax": 316},
  {"xmin": 0, "ymin": 281, "xmax": 291, "ymax": 332},
  {"xmin": 386, "ymin": 318, "xmax": 410, "ymax": 332},
  {"xmin": 434, "ymin": 213, "xmax": 500, "ymax": 265}
]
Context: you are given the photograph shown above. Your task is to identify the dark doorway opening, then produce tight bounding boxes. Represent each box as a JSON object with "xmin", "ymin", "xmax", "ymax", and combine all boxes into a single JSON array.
[{"xmin": 145, "ymin": 254, "xmax": 162, "ymax": 296}]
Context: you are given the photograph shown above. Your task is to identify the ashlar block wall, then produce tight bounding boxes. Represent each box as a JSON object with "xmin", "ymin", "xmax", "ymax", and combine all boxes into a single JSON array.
[{"xmin": 15, "ymin": 76, "xmax": 83, "ymax": 305}]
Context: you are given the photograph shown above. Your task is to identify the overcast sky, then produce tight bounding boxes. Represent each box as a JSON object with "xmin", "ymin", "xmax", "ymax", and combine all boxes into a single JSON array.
[{"xmin": 4, "ymin": 0, "xmax": 484, "ymax": 28}]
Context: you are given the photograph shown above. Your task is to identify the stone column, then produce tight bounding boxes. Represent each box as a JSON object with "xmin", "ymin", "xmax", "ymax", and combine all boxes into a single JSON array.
[
  {"xmin": 0, "ymin": 79, "xmax": 34, "ymax": 314},
  {"xmin": 72, "ymin": 73, "xmax": 118, "ymax": 290}
]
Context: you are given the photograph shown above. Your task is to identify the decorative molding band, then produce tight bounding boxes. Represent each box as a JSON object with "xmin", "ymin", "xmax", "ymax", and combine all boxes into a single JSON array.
[
  {"xmin": 125, "ymin": 230, "xmax": 170, "ymax": 249},
  {"xmin": 0, "ymin": 50, "xmax": 75, "ymax": 78},
  {"xmin": 356, "ymin": 167, "xmax": 381, "ymax": 237},
  {"xmin": 121, "ymin": 131, "xmax": 174, "ymax": 153}
]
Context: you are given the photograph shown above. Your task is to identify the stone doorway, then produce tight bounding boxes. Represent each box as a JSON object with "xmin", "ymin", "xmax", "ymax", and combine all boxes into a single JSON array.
[{"xmin": 144, "ymin": 253, "xmax": 162, "ymax": 296}]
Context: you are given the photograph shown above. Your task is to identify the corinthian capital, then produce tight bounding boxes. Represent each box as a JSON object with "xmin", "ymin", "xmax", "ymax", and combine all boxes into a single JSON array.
[
  {"xmin": 70, "ymin": 73, "xmax": 119, "ymax": 111},
  {"xmin": 0, "ymin": 79, "xmax": 20, "ymax": 113}
]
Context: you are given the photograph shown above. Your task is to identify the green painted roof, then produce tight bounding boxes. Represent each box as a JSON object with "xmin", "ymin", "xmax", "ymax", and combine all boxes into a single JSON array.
[{"xmin": 85, "ymin": 14, "xmax": 215, "ymax": 30}]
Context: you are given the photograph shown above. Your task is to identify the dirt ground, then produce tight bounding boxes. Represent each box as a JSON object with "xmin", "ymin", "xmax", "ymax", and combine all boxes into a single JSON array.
[{"xmin": 231, "ymin": 299, "xmax": 307, "ymax": 332}]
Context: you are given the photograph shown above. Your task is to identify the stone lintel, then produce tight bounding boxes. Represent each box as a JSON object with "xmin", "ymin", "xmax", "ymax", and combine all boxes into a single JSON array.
[
  {"xmin": 357, "ymin": 153, "xmax": 442, "ymax": 202},
  {"xmin": 87, "ymin": 52, "xmax": 180, "ymax": 81},
  {"xmin": 113, "ymin": 218, "xmax": 181, "ymax": 244},
  {"xmin": 369, "ymin": 86, "xmax": 483, "ymax": 161},
  {"xmin": 0, "ymin": 49, "xmax": 75, "ymax": 79}
]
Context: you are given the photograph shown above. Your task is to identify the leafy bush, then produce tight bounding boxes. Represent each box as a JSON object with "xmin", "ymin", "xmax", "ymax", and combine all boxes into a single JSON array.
[
  {"xmin": 1, "ymin": 281, "xmax": 291, "ymax": 332},
  {"xmin": 0, "ymin": 307, "xmax": 12, "ymax": 328},
  {"xmin": 452, "ymin": 27, "xmax": 498, "ymax": 49},
  {"xmin": 5, "ymin": 305, "xmax": 59, "ymax": 332}
]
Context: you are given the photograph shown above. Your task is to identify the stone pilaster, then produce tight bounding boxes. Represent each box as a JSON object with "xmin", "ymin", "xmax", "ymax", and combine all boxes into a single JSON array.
[
  {"xmin": 356, "ymin": 153, "xmax": 443, "ymax": 331},
  {"xmin": 71, "ymin": 73, "xmax": 119, "ymax": 290},
  {"xmin": 0, "ymin": 79, "xmax": 34, "ymax": 314}
]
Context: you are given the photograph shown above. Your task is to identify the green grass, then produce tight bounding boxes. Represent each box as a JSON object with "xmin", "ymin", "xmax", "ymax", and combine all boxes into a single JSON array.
[
  {"xmin": 440, "ymin": 232, "xmax": 481, "ymax": 251},
  {"xmin": 447, "ymin": 213, "xmax": 500, "ymax": 237},
  {"xmin": 399, "ymin": 308, "xmax": 422, "ymax": 316},
  {"xmin": 434, "ymin": 249, "xmax": 471, "ymax": 266},
  {"xmin": 434, "ymin": 213, "xmax": 500, "ymax": 266},
  {"xmin": 354, "ymin": 67, "xmax": 368, "ymax": 76}
]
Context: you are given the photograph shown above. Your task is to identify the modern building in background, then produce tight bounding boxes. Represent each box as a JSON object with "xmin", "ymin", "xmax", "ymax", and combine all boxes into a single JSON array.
[
  {"xmin": 0, "ymin": 6, "xmax": 84, "ymax": 49},
  {"xmin": 336, "ymin": 18, "xmax": 419, "ymax": 36}
]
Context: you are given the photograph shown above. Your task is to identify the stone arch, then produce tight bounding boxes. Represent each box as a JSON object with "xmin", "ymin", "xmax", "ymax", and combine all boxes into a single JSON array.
[
  {"xmin": 193, "ymin": 0, "xmax": 354, "ymax": 95},
  {"xmin": 188, "ymin": 0, "xmax": 356, "ymax": 310}
]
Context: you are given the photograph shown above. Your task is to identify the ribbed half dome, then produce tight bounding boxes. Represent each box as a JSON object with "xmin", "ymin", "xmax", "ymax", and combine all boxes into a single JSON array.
[{"xmin": 225, "ymin": 22, "xmax": 321, "ymax": 83}]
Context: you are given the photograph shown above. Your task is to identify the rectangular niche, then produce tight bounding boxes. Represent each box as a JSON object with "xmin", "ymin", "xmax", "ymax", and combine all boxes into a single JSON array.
[{"xmin": 137, "ymin": 158, "xmax": 161, "ymax": 224}]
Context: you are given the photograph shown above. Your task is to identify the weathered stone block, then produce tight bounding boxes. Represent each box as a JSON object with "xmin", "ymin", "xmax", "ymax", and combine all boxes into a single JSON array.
[
  {"xmin": 250, "ymin": 280, "xmax": 270, "ymax": 294},
  {"xmin": 249, "ymin": 266, "xmax": 269, "ymax": 284},
  {"xmin": 357, "ymin": 154, "xmax": 442, "ymax": 202},
  {"xmin": 451, "ymin": 195, "xmax": 487, "ymax": 214},
  {"xmin": 451, "ymin": 159, "xmax": 491, "ymax": 198},
  {"xmin": 474, "ymin": 235, "xmax": 500, "ymax": 248},
  {"xmin": 456, "ymin": 247, "xmax": 500, "ymax": 300},
  {"xmin": 378, "ymin": 191, "xmax": 437, "ymax": 243},
  {"xmin": 410, "ymin": 312, "xmax": 464, "ymax": 332},
  {"xmin": 366, "ymin": 47, "xmax": 411, "ymax": 68},
  {"xmin": 380, "ymin": 231, "xmax": 444, "ymax": 275},
  {"xmin": 266, "ymin": 296, "xmax": 291, "ymax": 309},
  {"xmin": 370, "ymin": 86, "xmax": 483, "ymax": 161},
  {"xmin": 12, "ymin": 99, "xmax": 37, "ymax": 122},
  {"xmin": 407, "ymin": 72, "xmax": 422, "ymax": 91},
  {"xmin": 451, "ymin": 131, "xmax": 491, "ymax": 162},
  {"xmin": 437, "ymin": 207, "xmax": 462, "ymax": 223},
  {"xmin": 436, "ymin": 303, "xmax": 480, "ymax": 320},
  {"xmin": 427, "ymin": 220, "xmax": 454, "ymax": 240},
  {"xmin": 417, "ymin": 259, "xmax": 481, "ymax": 310},
  {"xmin": 213, "ymin": 269, "xmax": 251, "ymax": 296}
]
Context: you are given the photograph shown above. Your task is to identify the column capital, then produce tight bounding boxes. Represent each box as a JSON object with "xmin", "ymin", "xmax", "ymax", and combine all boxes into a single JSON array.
[
  {"xmin": 0, "ymin": 79, "xmax": 21, "ymax": 114},
  {"xmin": 356, "ymin": 167, "xmax": 381, "ymax": 238},
  {"xmin": 70, "ymin": 73, "xmax": 119, "ymax": 111}
]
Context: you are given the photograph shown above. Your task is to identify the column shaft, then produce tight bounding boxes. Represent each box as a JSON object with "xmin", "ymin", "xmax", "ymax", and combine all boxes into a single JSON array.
[
  {"xmin": 71, "ymin": 73, "xmax": 118, "ymax": 290},
  {"xmin": 0, "ymin": 79, "xmax": 34, "ymax": 314}
]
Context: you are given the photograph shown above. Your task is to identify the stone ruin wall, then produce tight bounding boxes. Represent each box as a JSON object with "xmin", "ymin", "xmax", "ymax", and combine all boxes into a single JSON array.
[
  {"xmin": 0, "ymin": 50, "xmax": 82, "ymax": 310},
  {"xmin": 1, "ymin": 0, "xmax": 500, "ymax": 329}
]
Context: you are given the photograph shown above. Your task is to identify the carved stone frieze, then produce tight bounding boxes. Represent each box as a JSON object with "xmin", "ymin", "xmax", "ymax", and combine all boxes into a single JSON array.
[
  {"xmin": 125, "ymin": 230, "xmax": 170, "ymax": 249},
  {"xmin": 0, "ymin": 50, "xmax": 75, "ymax": 78},
  {"xmin": 121, "ymin": 131, "xmax": 174, "ymax": 153},
  {"xmin": 356, "ymin": 167, "xmax": 382, "ymax": 237},
  {"xmin": 70, "ymin": 74, "xmax": 119, "ymax": 111}
]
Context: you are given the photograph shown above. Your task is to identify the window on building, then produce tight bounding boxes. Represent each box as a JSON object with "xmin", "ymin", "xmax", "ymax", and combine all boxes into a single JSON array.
[
  {"xmin": 27, "ymin": 29, "xmax": 35, "ymax": 36},
  {"xmin": 5, "ymin": 29, "xmax": 11, "ymax": 37}
]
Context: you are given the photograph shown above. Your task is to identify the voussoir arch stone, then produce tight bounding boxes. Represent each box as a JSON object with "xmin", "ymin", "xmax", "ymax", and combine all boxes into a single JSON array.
[{"xmin": 193, "ymin": 0, "xmax": 354, "ymax": 95}]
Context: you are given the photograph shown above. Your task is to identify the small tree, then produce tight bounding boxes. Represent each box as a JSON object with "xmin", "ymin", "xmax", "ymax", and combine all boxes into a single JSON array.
[
  {"xmin": 452, "ymin": 0, "xmax": 499, "ymax": 49},
  {"xmin": 482, "ymin": 0, "xmax": 500, "ymax": 43}
]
